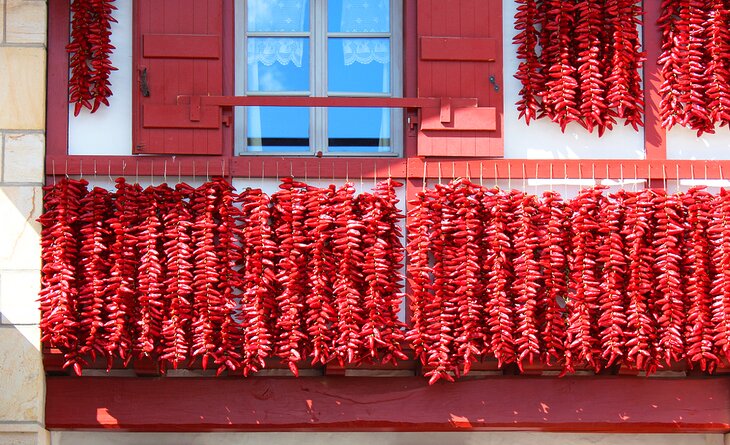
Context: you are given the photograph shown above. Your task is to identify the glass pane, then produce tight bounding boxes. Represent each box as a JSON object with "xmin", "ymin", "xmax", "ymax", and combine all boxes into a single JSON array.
[
  {"xmin": 248, "ymin": 0, "xmax": 309, "ymax": 32},
  {"xmin": 328, "ymin": 38, "xmax": 390, "ymax": 93},
  {"xmin": 328, "ymin": 0, "xmax": 389, "ymax": 33},
  {"xmin": 247, "ymin": 107, "xmax": 310, "ymax": 153},
  {"xmin": 247, "ymin": 38, "xmax": 310, "ymax": 92},
  {"xmin": 328, "ymin": 107, "xmax": 391, "ymax": 153}
]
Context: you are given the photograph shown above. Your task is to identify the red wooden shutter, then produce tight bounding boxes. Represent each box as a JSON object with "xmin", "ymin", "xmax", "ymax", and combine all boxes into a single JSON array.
[
  {"xmin": 417, "ymin": 0, "xmax": 504, "ymax": 157},
  {"xmin": 133, "ymin": 0, "xmax": 225, "ymax": 155}
]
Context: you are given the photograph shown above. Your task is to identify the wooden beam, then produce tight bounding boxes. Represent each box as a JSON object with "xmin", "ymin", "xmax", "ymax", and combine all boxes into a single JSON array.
[
  {"xmin": 45, "ymin": 156, "xmax": 730, "ymax": 181},
  {"xmin": 643, "ymin": 0, "xmax": 668, "ymax": 161},
  {"xmin": 45, "ymin": 376, "xmax": 730, "ymax": 433},
  {"xmin": 407, "ymin": 158, "xmax": 730, "ymax": 181}
]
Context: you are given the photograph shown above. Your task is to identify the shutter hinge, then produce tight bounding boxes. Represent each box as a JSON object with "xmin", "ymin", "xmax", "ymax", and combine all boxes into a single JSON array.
[{"xmin": 222, "ymin": 115, "xmax": 232, "ymax": 127}]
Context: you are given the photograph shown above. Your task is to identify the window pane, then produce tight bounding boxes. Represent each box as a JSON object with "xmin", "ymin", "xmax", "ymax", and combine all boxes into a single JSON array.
[
  {"xmin": 328, "ymin": 0, "xmax": 389, "ymax": 33},
  {"xmin": 247, "ymin": 106, "xmax": 310, "ymax": 153},
  {"xmin": 247, "ymin": 38, "xmax": 310, "ymax": 92},
  {"xmin": 328, "ymin": 38, "xmax": 390, "ymax": 93},
  {"xmin": 248, "ymin": 0, "xmax": 309, "ymax": 32},
  {"xmin": 328, "ymin": 107, "xmax": 391, "ymax": 153}
]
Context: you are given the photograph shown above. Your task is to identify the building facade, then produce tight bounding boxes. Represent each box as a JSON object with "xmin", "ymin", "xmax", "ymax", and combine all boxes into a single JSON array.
[{"xmin": 1, "ymin": 0, "xmax": 730, "ymax": 444}]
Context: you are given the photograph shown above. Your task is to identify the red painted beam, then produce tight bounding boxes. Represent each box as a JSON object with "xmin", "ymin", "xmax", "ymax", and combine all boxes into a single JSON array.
[
  {"xmin": 643, "ymin": 0, "xmax": 667, "ymax": 161},
  {"xmin": 407, "ymin": 158, "xmax": 730, "ymax": 181},
  {"xmin": 45, "ymin": 376, "xmax": 730, "ymax": 433},
  {"xmin": 45, "ymin": 156, "xmax": 730, "ymax": 181}
]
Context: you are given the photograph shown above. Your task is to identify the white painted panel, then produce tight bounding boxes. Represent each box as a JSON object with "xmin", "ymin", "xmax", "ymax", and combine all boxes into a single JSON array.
[
  {"xmin": 667, "ymin": 126, "xmax": 730, "ymax": 160},
  {"xmin": 68, "ymin": 0, "xmax": 133, "ymax": 155},
  {"xmin": 501, "ymin": 0, "xmax": 645, "ymax": 160}
]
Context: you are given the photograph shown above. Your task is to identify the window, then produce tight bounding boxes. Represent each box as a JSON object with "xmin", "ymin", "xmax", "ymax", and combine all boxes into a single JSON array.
[{"xmin": 235, "ymin": 0, "xmax": 403, "ymax": 156}]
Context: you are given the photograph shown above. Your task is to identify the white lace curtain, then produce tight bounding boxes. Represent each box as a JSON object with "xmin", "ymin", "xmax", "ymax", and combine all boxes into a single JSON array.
[{"xmin": 247, "ymin": 0, "xmax": 390, "ymax": 67}]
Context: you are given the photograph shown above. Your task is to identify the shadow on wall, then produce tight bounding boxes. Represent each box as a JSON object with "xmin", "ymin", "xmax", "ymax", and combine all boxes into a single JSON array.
[{"xmin": 0, "ymin": 312, "xmax": 46, "ymax": 443}]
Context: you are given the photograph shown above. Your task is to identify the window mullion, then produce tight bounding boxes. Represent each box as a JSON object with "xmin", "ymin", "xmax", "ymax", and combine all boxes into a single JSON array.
[{"xmin": 316, "ymin": 0, "xmax": 327, "ymax": 154}]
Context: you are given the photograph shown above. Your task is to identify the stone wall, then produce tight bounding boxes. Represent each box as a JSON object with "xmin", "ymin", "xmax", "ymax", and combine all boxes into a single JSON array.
[{"xmin": 0, "ymin": 1, "xmax": 49, "ymax": 444}]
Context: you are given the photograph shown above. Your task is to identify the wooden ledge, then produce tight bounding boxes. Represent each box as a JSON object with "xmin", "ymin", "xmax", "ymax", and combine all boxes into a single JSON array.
[{"xmin": 46, "ymin": 376, "xmax": 730, "ymax": 433}]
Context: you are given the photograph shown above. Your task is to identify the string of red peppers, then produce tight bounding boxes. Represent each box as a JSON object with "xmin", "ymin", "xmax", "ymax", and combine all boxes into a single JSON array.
[
  {"xmin": 39, "ymin": 177, "xmax": 406, "ymax": 378},
  {"xmin": 658, "ymin": 0, "xmax": 730, "ymax": 135},
  {"xmin": 514, "ymin": 0, "xmax": 645, "ymax": 134},
  {"xmin": 68, "ymin": 0, "xmax": 117, "ymax": 116},
  {"xmin": 40, "ymin": 178, "xmax": 730, "ymax": 382},
  {"xmin": 406, "ymin": 180, "xmax": 730, "ymax": 383}
]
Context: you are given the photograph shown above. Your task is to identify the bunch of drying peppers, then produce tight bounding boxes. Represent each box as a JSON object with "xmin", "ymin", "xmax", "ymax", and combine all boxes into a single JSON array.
[
  {"xmin": 658, "ymin": 0, "xmax": 730, "ymax": 135},
  {"xmin": 39, "ymin": 177, "xmax": 730, "ymax": 382},
  {"xmin": 407, "ymin": 180, "xmax": 730, "ymax": 383},
  {"xmin": 67, "ymin": 0, "xmax": 117, "ymax": 115},
  {"xmin": 513, "ymin": 0, "xmax": 645, "ymax": 134},
  {"xmin": 39, "ymin": 177, "xmax": 405, "ymax": 377}
]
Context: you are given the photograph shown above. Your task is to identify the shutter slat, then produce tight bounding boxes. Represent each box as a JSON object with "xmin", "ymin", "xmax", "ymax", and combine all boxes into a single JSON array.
[
  {"xmin": 420, "ymin": 37, "xmax": 497, "ymax": 61},
  {"xmin": 143, "ymin": 34, "xmax": 220, "ymax": 59}
]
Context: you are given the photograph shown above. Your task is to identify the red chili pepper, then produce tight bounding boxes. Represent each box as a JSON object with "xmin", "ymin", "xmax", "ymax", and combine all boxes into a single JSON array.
[
  {"xmin": 212, "ymin": 178, "xmax": 244, "ymax": 375},
  {"xmin": 537, "ymin": 191, "xmax": 568, "ymax": 366},
  {"xmin": 39, "ymin": 178, "xmax": 89, "ymax": 375},
  {"xmin": 621, "ymin": 189, "xmax": 659, "ymax": 374},
  {"xmin": 683, "ymin": 187, "xmax": 719, "ymax": 372},
  {"xmin": 304, "ymin": 184, "xmax": 337, "ymax": 366},
  {"xmin": 271, "ymin": 178, "xmax": 310, "ymax": 376},
  {"xmin": 238, "ymin": 187, "xmax": 276, "ymax": 376},
  {"xmin": 159, "ymin": 183, "xmax": 195, "ymax": 370},
  {"xmin": 103, "ymin": 178, "xmax": 142, "ymax": 367},
  {"xmin": 76, "ymin": 186, "xmax": 112, "ymax": 362},
  {"xmin": 67, "ymin": 0, "xmax": 117, "ymax": 114},
  {"xmin": 652, "ymin": 189, "xmax": 686, "ymax": 367},
  {"xmin": 360, "ymin": 179, "xmax": 407, "ymax": 366},
  {"xmin": 564, "ymin": 186, "xmax": 604, "ymax": 373}
]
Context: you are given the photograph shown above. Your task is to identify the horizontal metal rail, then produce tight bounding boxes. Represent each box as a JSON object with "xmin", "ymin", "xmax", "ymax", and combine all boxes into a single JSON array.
[{"xmin": 179, "ymin": 95, "xmax": 443, "ymax": 109}]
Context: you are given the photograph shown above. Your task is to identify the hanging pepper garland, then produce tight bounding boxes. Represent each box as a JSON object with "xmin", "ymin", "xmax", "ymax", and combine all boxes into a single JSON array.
[
  {"xmin": 39, "ymin": 177, "xmax": 730, "ymax": 381},
  {"xmin": 658, "ymin": 0, "xmax": 730, "ymax": 134},
  {"xmin": 67, "ymin": 0, "xmax": 117, "ymax": 115},
  {"xmin": 514, "ymin": 0, "xmax": 645, "ymax": 133},
  {"xmin": 405, "ymin": 180, "xmax": 730, "ymax": 382}
]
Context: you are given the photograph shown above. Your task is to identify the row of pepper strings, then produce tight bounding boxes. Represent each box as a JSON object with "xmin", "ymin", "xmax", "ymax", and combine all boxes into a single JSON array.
[
  {"xmin": 40, "ymin": 161, "xmax": 406, "ymax": 378},
  {"xmin": 40, "ymin": 159, "xmax": 730, "ymax": 383},
  {"xmin": 514, "ymin": 0, "xmax": 730, "ymax": 136}
]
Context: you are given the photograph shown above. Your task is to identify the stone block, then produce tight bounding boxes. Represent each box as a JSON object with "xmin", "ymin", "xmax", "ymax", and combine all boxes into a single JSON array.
[
  {"xmin": 0, "ymin": 432, "xmax": 37, "ymax": 445},
  {"xmin": 0, "ymin": 325, "xmax": 42, "ymax": 422},
  {"xmin": 0, "ymin": 186, "xmax": 42, "ymax": 271},
  {"xmin": 3, "ymin": 133, "xmax": 45, "ymax": 183},
  {"xmin": 0, "ymin": 47, "xmax": 46, "ymax": 130},
  {"xmin": 0, "ymin": 0, "xmax": 5, "ymax": 43},
  {"xmin": 0, "ymin": 270, "xmax": 40, "ymax": 325},
  {"xmin": 5, "ymin": 0, "xmax": 47, "ymax": 45}
]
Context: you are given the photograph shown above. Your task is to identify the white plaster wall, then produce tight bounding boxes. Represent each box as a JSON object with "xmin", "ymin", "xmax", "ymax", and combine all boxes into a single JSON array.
[
  {"xmin": 667, "ymin": 126, "xmax": 730, "ymax": 160},
  {"xmin": 51, "ymin": 432, "xmax": 726, "ymax": 445},
  {"xmin": 68, "ymin": 0, "xmax": 133, "ymax": 155},
  {"xmin": 501, "ymin": 2, "xmax": 645, "ymax": 159}
]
